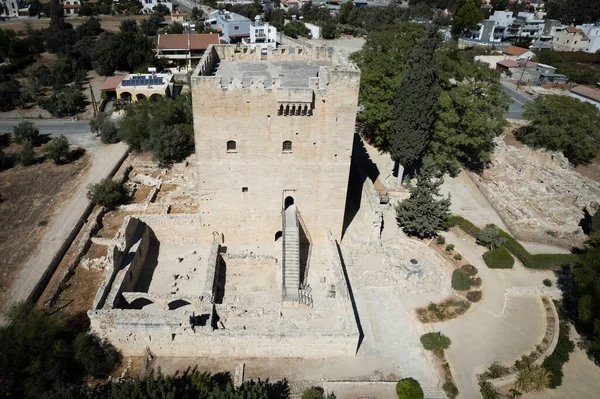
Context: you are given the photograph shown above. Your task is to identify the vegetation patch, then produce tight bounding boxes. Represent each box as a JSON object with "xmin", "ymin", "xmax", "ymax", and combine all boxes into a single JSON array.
[
  {"xmin": 466, "ymin": 290, "xmax": 482, "ymax": 303},
  {"xmin": 396, "ymin": 378, "xmax": 424, "ymax": 399},
  {"xmin": 542, "ymin": 303, "xmax": 575, "ymax": 388},
  {"xmin": 416, "ymin": 298, "xmax": 471, "ymax": 323},
  {"xmin": 445, "ymin": 216, "xmax": 579, "ymax": 270},
  {"xmin": 483, "ymin": 247, "xmax": 515, "ymax": 269},
  {"xmin": 451, "ymin": 269, "xmax": 471, "ymax": 290}
]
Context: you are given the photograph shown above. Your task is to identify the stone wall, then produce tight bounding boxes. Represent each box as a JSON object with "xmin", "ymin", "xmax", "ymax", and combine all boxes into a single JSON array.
[
  {"xmin": 473, "ymin": 140, "xmax": 600, "ymax": 248},
  {"xmin": 191, "ymin": 44, "xmax": 360, "ymax": 244}
]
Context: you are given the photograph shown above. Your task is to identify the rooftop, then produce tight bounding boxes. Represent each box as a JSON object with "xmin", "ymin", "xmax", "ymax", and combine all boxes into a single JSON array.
[
  {"xmin": 117, "ymin": 73, "xmax": 173, "ymax": 90},
  {"xmin": 503, "ymin": 46, "xmax": 530, "ymax": 56},
  {"xmin": 157, "ymin": 33, "xmax": 220, "ymax": 51},
  {"xmin": 215, "ymin": 60, "xmax": 330, "ymax": 88},
  {"xmin": 101, "ymin": 75, "xmax": 126, "ymax": 91},
  {"xmin": 570, "ymin": 85, "xmax": 600, "ymax": 103}
]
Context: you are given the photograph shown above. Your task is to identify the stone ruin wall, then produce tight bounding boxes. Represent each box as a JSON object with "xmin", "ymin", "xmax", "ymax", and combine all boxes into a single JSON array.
[
  {"xmin": 88, "ymin": 216, "xmax": 360, "ymax": 358},
  {"xmin": 473, "ymin": 140, "xmax": 600, "ymax": 248}
]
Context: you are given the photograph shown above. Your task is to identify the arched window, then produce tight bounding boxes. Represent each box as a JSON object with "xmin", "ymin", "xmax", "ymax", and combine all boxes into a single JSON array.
[
  {"xmin": 282, "ymin": 140, "xmax": 292, "ymax": 153},
  {"xmin": 227, "ymin": 140, "xmax": 237, "ymax": 152}
]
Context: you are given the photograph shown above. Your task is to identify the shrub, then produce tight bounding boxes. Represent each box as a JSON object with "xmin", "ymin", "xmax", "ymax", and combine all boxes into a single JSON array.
[
  {"xmin": 483, "ymin": 247, "xmax": 515, "ymax": 269},
  {"xmin": 451, "ymin": 269, "xmax": 470, "ymax": 291},
  {"xmin": 477, "ymin": 225, "xmax": 507, "ymax": 250},
  {"xmin": 19, "ymin": 141, "xmax": 35, "ymax": 166},
  {"xmin": 446, "ymin": 216, "xmax": 579, "ymax": 270},
  {"xmin": 542, "ymin": 316, "xmax": 575, "ymax": 388},
  {"xmin": 467, "ymin": 290, "xmax": 482, "ymax": 302},
  {"xmin": 12, "ymin": 121, "xmax": 40, "ymax": 145},
  {"xmin": 469, "ymin": 277, "xmax": 482, "ymax": 287},
  {"xmin": 87, "ymin": 179, "xmax": 126, "ymax": 208},
  {"xmin": 301, "ymin": 386, "xmax": 336, "ymax": 399},
  {"xmin": 442, "ymin": 381, "xmax": 458, "ymax": 398},
  {"xmin": 445, "ymin": 244, "xmax": 455, "ymax": 253},
  {"xmin": 90, "ymin": 112, "xmax": 109, "ymax": 134},
  {"xmin": 483, "ymin": 361, "xmax": 510, "ymax": 379},
  {"xmin": 453, "ymin": 253, "xmax": 462, "ymax": 260},
  {"xmin": 45, "ymin": 135, "xmax": 70, "ymax": 164},
  {"xmin": 40, "ymin": 85, "xmax": 85, "ymax": 117},
  {"xmin": 543, "ymin": 279, "xmax": 552, "ymax": 287},
  {"xmin": 396, "ymin": 378, "xmax": 424, "ymax": 399},
  {"xmin": 420, "ymin": 332, "xmax": 451, "ymax": 358},
  {"xmin": 436, "ymin": 235, "xmax": 446, "ymax": 245},
  {"xmin": 100, "ymin": 120, "xmax": 119, "ymax": 144},
  {"xmin": 461, "ymin": 264, "xmax": 478, "ymax": 276},
  {"xmin": 479, "ymin": 380, "xmax": 502, "ymax": 399},
  {"xmin": 516, "ymin": 364, "xmax": 550, "ymax": 392}
]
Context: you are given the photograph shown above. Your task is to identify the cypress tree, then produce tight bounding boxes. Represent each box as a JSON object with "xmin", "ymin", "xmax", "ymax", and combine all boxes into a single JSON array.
[
  {"xmin": 395, "ymin": 161, "xmax": 451, "ymax": 238},
  {"xmin": 390, "ymin": 23, "xmax": 442, "ymax": 173}
]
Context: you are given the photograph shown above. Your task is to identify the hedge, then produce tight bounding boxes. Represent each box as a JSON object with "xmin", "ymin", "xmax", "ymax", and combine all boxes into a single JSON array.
[
  {"xmin": 446, "ymin": 216, "xmax": 579, "ymax": 270},
  {"xmin": 542, "ymin": 303, "xmax": 575, "ymax": 388},
  {"xmin": 451, "ymin": 269, "xmax": 471, "ymax": 291},
  {"xmin": 483, "ymin": 247, "xmax": 515, "ymax": 269}
]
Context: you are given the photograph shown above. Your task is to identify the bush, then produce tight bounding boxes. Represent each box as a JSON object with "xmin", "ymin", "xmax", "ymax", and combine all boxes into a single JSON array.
[
  {"xmin": 436, "ymin": 235, "xmax": 446, "ymax": 245},
  {"xmin": 469, "ymin": 277, "xmax": 482, "ymax": 287},
  {"xmin": 453, "ymin": 253, "xmax": 462, "ymax": 260},
  {"xmin": 461, "ymin": 264, "xmax": 478, "ymax": 276},
  {"xmin": 543, "ymin": 279, "xmax": 552, "ymax": 287},
  {"xmin": 542, "ymin": 315, "xmax": 575, "ymax": 388},
  {"xmin": 452, "ymin": 269, "xmax": 471, "ymax": 291},
  {"xmin": 90, "ymin": 112, "xmax": 108, "ymax": 134},
  {"xmin": 442, "ymin": 381, "xmax": 458, "ymax": 398},
  {"xmin": 87, "ymin": 179, "xmax": 126, "ymax": 208},
  {"xmin": 420, "ymin": 332, "xmax": 451, "ymax": 358},
  {"xmin": 45, "ymin": 135, "xmax": 70, "ymax": 164},
  {"xmin": 40, "ymin": 85, "xmax": 85, "ymax": 117},
  {"xmin": 479, "ymin": 380, "xmax": 502, "ymax": 399},
  {"xmin": 12, "ymin": 121, "xmax": 40, "ymax": 145},
  {"xmin": 100, "ymin": 120, "xmax": 119, "ymax": 144},
  {"xmin": 301, "ymin": 386, "xmax": 336, "ymax": 399},
  {"xmin": 477, "ymin": 225, "xmax": 506, "ymax": 250},
  {"xmin": 396, "ymin": 378, "xmax": 424, "ymax": 399},
  {"xmin": 444, "ymin": 215, "xmax": 481, "ymax": 237},
  {"xmin": 467, "ymin": 290, "xmax": 482, "ymax": 302},
  {"xmin": 445, "ymin": 244, "xmax": 455, "ymax": 253},
  {"xmin": 19, "ymin": 141, "xmax": 35, "ymax": 166},
  {"xmin": 483, "ymin": 247, "xmax": 515, "ymax": 269}
]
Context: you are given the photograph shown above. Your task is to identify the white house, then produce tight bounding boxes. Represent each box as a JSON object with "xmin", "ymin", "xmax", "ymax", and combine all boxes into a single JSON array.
[
  {"xmin": 141, "ymin": 0, "xmax": 172, "ymax": 14},
  {"xmin": 577, "ymin": 24, "xmax": 600, "ymax": 54},
  {"xmin": 489, "ymin": 11, "xmax": 514, "ymax": 28},
  {"xmin": 242, "ymin": 16, "xmax": 277, "ymax": 49},
  {"xmin": 1, "ymin": 0, "xmax": 19, "ymax": 17}
]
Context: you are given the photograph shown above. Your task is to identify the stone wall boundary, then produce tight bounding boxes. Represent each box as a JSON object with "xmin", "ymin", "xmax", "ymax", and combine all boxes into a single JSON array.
[{"xmin": 28, "ymin": 146, "xmax": 131, "ymax": 305}]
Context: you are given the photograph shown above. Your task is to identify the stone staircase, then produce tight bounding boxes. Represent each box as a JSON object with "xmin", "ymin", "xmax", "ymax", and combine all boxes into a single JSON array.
[
  {"xmin": 422, "ymin": 386, "xmax": 447, "ymax": 399},
  {"xmin": 282, "ymin": 205, "xmax": 300, "ymax": 301}
]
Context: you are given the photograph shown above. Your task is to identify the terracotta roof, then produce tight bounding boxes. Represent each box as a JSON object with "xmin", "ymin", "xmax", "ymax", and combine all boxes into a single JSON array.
[
  {"xmin": 523, "ymin": 60, "xmax": 537, "ymax": 68},
  {"xmin": 101, "ymin": 75, "xmax": 126, "ymax": 91},
  {"xmin": 503, "ymin": 46, "xmax": 530, "ymax": 56},
  {"xmin": 63, "ymin": 4, "xmax": 81, "ymax": 8},
  {"xmin": 157, "ymin": 34, "xmax": 220, "ymax": 51},
  {"xmin": 497, "ymin": 59, "xmax": 520, "ymax": 68},
  {"xmin": 565, "ymin": 26, "xmax": 590, "ymax": 40},
  {"xmin": 570, "ymin": 85, "xmax": 600, "ymax": 103}
]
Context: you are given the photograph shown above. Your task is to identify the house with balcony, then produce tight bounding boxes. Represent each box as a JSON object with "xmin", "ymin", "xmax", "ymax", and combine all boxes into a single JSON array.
[
  {"xmin": 156, "ymin": 33, "xmax": 220, "ymax": 70},
  {"xmin": 553, "ymin": 26, "xmax": 589, "ymax": 52},
  {"xmin": 205, "ymin": 10, "xmax": 250, "ymax": 43},
  {"xmin": 241, "ymin": 16, "xmax": 277, "ymax": 49}
]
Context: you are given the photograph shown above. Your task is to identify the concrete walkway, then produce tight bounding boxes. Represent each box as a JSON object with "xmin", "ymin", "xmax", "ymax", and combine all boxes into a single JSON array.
[
  {"xmin": 1, "ymin": 142, "xmax": 128, "ymax": 319},
  {"xmin": 439, "ymin": 230, "xmax": 559, "ymax": 398}
]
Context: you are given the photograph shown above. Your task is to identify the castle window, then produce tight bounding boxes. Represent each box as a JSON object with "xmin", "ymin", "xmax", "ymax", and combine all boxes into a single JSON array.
[
  {"xmin": 227, "ymin": 140, "xmax": 237, "ymax": 152},
  {"xmin": 282, "ymin": 141, "xmax": 293, "ymax": 153}
]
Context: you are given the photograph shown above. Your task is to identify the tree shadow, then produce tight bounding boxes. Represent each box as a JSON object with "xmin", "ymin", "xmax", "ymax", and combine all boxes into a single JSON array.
[
  {"xmin": 213, "ymin": 254, "xmax": 227, "ymax": 304},
  {"xmin": 69, "ymin": 147, "xmax": 86, "ymax": 162},
  {"xmin": 133, "ymin": 230, "xmax": 160, "ymax": 293}
]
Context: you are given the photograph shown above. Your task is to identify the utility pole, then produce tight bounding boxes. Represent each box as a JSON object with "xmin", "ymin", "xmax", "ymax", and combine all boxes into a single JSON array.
[
  {"xmin": 516, "ymin": 56, "xmax": 530, "ymax": 92},
  {"xmin": 89, "ymin": 82, "xmax": 98, "ymax": 117}
]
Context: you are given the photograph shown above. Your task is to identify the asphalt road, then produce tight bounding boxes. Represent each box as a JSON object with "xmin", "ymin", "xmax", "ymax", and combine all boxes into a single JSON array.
[
  {"xmin": 502, "ymin": 82, "xmax": 533, "ymax": 120},
  {"xmin": 0, "ymin": 119, "xmax": 98, "ymax": 148}
]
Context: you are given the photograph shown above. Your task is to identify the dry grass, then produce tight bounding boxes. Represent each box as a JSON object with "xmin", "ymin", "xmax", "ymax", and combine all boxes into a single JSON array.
[
  {"xmin": 97, "ymin": 210, "xmax": 137, "ymax": 238},
  {"xmin": 84, "ymin": 243, "xmax": 108, "ymax": 259},
  {"xmin": 416, "ymin": 297, "xmax": 471, "ymax": 323},
  {"xmin": 0, "ymin": 143, "xmax": 89, "ymax": 307},
  {"xmin": 0, "ymin": 15, "xmax": 147, "ymax": 35},
  {"xmin": 132, "ymin": 184, "xmax": 152, "ymax": 203}
]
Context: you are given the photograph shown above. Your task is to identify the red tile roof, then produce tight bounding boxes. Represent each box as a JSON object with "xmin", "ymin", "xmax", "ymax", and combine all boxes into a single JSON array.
[
  {"xmin": 157, "ymin": 34, "xmax": 220, "ymax": 51},
  {"xmin": 101, "ymin": 75, "xmax": 126, "ymax": 91},
  {"xmin": 503, "ymin": 46, "xmax": 530, "ymax": 56},
  {"xmin": 497, "ymin": 59, "xmax": 520, "ymax": 68},
  {"xmin": 565, "ymin": 26, "xmax": 590, "ymax": 40},
  {"xmin": 570, "ymin": 85, "xmax": 600, "ymax": 103}
]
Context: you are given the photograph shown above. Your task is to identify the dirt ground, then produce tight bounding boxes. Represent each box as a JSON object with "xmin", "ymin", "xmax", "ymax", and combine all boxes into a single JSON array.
[
  {"xmin": 0, "ymin": 15, "xmax": 147, "ymax": 35},
  {"xmin": 0, "ymin": 141, "xmax": 90, "ymax": 308}
]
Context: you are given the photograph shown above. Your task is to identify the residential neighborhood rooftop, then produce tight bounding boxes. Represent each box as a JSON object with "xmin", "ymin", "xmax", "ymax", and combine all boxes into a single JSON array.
[
  {"xmin": 503, "ymin": 46, "xmax": 530, "ymax": 56},
  {"xmin": 570, "ymin": 85, "xmax": 600, "ymax": 103},
  {"xmin": 157, "ymin": 33, "xmax": 220, "ymax": 51}
]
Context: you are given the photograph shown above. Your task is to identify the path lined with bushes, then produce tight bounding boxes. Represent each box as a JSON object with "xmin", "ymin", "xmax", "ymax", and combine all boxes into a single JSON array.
[{"xmin": 434, "ymin": 230, "xmax": 560, "ymax": 398}]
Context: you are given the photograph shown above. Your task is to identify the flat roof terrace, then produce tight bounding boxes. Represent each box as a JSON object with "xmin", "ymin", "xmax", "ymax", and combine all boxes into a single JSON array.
[{"xmin": 215, "ymin": 61, "xmax": 330, "ymax": 88}]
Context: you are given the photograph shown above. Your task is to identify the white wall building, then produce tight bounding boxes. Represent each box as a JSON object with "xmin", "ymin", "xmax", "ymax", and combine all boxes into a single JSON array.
[
  {"xmin": 1, "ymin": 0, "xmax": 19, "ymax": 17},
  {"xmin": 489, "ymin": 11, "xmax": 514, "ymax": 28},
  {"xmin": 577, "ymin": 24, "xmax": 600, "ymax": 54},
  {"xmin": 141, "ymin": 0, "xmax": 172, "ymax": 14},
  {"xmin": 242, "ymin": 16, "xmax": 277, "ymax": 49}
]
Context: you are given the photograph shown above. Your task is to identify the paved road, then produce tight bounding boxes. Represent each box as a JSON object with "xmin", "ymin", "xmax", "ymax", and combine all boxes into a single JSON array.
[
  {"xmin": 502, "ymin": 82, "xmax": 533, "ymax": 120},
  {"xmin": 0, "ymin": 119, "xmax": 97, "ymax": 148}
]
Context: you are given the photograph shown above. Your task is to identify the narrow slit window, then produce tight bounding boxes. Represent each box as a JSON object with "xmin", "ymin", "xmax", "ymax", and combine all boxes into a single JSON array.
[
  {"xmin": 282, "ymin": 141, "xmax": 293, "ymax": 153},
  {"xmin": 227, "ymin": 140, "xmax": 237, "ymax": 152}
]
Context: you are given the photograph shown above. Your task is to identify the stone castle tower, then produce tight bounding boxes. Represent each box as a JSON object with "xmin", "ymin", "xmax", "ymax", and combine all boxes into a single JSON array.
[{"xmin": 191, "ymin": 45, "xmax": 360, "ymax": 243}]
